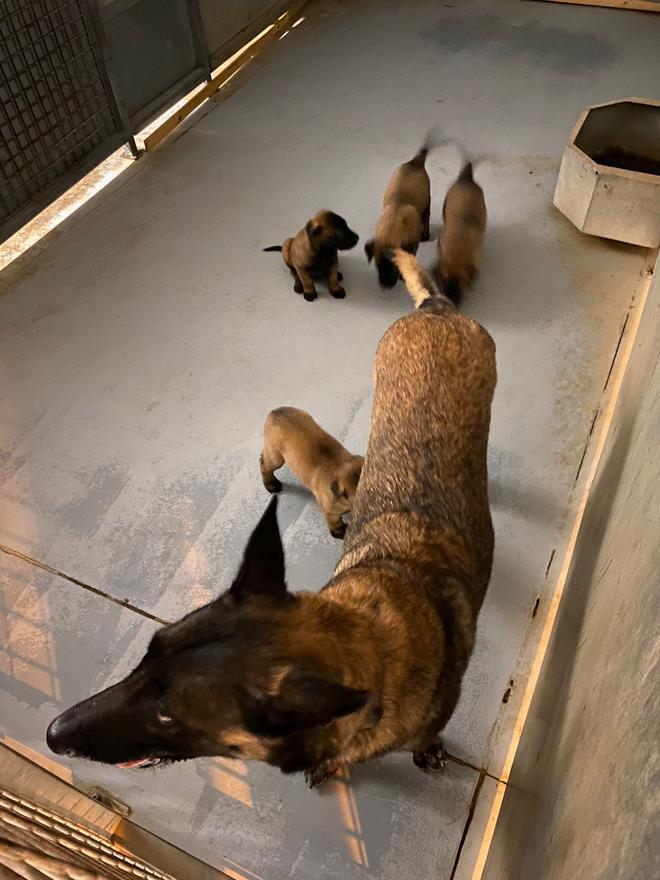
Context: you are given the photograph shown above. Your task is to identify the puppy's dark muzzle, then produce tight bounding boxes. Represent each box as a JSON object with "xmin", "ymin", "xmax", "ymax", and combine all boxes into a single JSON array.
[
  {"xmin": 376, "ymin": 257, "xmax": 400, "ymax": 289},
  {"xmin": 338, "ymin": 231, "xmax": 359, "ymax": 250}
]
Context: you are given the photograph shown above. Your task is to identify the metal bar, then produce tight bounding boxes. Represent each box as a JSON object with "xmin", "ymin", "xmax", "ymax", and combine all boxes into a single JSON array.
[
  {"xmin": 186, "ymin": 0, "xmax": 212, "ymax": 77},
  {"xmin": 0, "ymin": 0, "xmax": 130, "ymax": 238}
]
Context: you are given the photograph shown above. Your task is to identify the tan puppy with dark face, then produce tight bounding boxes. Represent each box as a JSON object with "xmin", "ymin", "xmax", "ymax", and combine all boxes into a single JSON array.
[
  {"xmin": 365, "ymin": 129, "xmax": 442, "ymax": 288},
  {"xmin": 47, "ymin": 252, "xmax": 496, "ymax": 792},
  {"xmin": 260, "ymin": 407, "xmax": 364, "ymax": 539},
  {"xmin": 264, "ymin": 210, "xmax": 359, "ymax": 301},
  {"xmin": 437, "ymin": 162, "xmax": 487, "ymax": 304}
]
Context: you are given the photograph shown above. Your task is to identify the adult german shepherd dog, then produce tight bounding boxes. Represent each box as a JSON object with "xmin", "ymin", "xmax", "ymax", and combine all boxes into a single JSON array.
[{"xmin": 48, "ymin": 252, "xmax": 496, "ymax": 788}]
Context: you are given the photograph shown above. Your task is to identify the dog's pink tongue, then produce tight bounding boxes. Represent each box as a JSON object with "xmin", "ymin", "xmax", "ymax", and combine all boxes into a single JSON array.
[{"xmin": 116, "ymin": 758, "xmax": 152, "ymax": 769}]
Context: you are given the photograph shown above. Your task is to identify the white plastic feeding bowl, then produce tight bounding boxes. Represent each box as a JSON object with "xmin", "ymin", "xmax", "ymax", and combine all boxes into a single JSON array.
[{"xmin": 554, "ymin": 98, "xmax": 660, "ymax": 248}]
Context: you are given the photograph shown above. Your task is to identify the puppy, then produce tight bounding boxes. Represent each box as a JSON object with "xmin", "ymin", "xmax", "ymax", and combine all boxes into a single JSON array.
[
  {"xmin": 264, "ymin": 210, "xmax": 359, "ymax": 301},
  {"xmin": 47, "ymin": 253, "xmax": 496, "ymax": 791},
  {"xmin": 365, "ymin": 128, "xmax": 442, "ymax": 288},
  {"xmin": 436, "ymin": 161, "xmax": 487, "ymax": 304},
  {"xmin": 260, "ymin": 406, "xmax": 364, "ymax": 539}
]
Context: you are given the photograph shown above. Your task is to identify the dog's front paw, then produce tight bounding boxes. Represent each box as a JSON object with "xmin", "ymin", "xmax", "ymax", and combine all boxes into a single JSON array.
[
  {"xmin": 303, "ymin": 291, "xmax": 318, "ymax": 302},
  {"xmin": 305, "ymin": 760, "xmax": 339, "ymax": 789},
  {"xmin": 330, "ymin": 287, "xmax": 346, "ymax": 299},
  {"xmin": 264, "ymin": 477, "xmax": 282, "ymax": 494},
  {"xmin": 330, "ymin": 522, "xmax": 347, "ymax": 540},
  {"xmin": 294, "ymin": 281, "xmax": 303, "ymax": 294},
  {"xmin": 413, "ymin": 739, "xmax": 447, "ymax": 773}
]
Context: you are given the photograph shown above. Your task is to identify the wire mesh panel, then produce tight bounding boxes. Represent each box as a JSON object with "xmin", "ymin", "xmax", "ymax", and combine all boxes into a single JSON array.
[{"xmin": 0, "ymin": 0, "xmax": 128, "ymax": 240}]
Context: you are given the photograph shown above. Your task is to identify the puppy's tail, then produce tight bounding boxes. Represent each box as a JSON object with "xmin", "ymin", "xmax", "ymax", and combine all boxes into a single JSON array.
[
  {"xmin": 262, "ymin": 245, "xmax": 283, "ymax": 252},
  {"xmin": 458, "ymin": 161, "xmax": 474, "ymax": 182},
  {"xmin": 386, "ymin": 249, "xmax": 454, "ymax": 313},
  {"xmin": 451, "ymin": 143, "xmax": 495, "ymax": 179},
  {"xmin": 410, "ymin": 125, "xmax": 446, "ymax": 166}
]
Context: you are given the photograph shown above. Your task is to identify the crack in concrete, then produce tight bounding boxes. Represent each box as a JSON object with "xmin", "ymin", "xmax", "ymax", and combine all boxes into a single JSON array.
[{"xmin": 0, "ymin": 543, "xmax": 169, "ymax": 626}]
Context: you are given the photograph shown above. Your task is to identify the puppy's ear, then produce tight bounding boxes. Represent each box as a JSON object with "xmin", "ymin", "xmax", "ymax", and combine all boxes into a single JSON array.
[
  {"xmin": 240, "ymin": 670, "xmax": 369, "ymax": 737},
  {"xmin": 306, "ymin": 219, "xmax": 322, "ymax": 239},
  {"xmin": 230, "ymin": 496, "xmax": 287, "ymax": 602},
  {"xmin": 364, "ymin": 240, "xmax": 375, "ymax": 263}
]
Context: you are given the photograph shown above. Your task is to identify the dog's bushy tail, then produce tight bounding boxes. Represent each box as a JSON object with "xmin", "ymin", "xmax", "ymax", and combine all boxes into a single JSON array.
[
  {"xmin": 262, "ymin": 245, "xmax": 283, "ymax": 252},
  {"xmin": 458, "ymin": 161, "xmax": 473, "ymax": 182},
  {"xmin": 410, "ymin": 125, "xmax": 446, "ymax": 166},
  {"xmin": 387, "ymin": 249, "xmax": 454, "ymax": 313}
]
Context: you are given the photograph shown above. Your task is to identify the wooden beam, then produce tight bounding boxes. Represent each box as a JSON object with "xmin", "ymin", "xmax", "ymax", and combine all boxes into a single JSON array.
[
  {"xmin": 528, "ymin": 0, "xmax": 660, "ymax": 12},
  {"xmin": 143, "ymin": 1, "xmax": 309, "ymax": 152}
]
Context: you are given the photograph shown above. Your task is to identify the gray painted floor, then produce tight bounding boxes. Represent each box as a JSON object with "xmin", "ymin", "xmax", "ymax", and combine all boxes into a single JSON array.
[{"xmin": 1, "ymin": 0, "xmax": 658, "ymax": 877}]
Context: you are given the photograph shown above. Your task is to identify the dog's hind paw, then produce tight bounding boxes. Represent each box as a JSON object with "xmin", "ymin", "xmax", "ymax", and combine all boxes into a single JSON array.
[
  {"xmin": 330, "ymin": 287, "xmax": 346, "ymax": 299},
  {"xmin": 330, "ymin": 522, "xmax": 347, "ymax": 540},
  {"xmin": 305, "ymin": 760, "xmax": 339, "ymax": 789},
  {"xmin": 264, "ymin": 477, "xmax": 282, "ymax": 494},
  {"xmin": 413, "ymin": 739, "xmax": 448, "ymax": 773}
]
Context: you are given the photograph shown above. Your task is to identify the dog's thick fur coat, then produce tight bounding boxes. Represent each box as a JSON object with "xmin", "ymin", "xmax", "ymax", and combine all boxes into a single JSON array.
[
  {"xmin": 365, "ymin": 130, "xmax": 443, "ymax": 288},
  {"xmin": 437, "ymin": 162, "xmax": 487, "ymax": 304},
  {"xmin": 260, "ymin": 406, "xmax": 363, "ymax": 538},
  {"xmin": 47, "ymin": 250, "xmax": 496, "ymax": 790},
  {"xmin": 264, "ymin": 209, "xmax": 358, "ymax": 301}
]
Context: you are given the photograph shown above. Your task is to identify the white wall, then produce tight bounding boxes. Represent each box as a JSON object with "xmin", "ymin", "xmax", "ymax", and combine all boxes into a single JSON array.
[{"xmin": 484, "ymin": 258, "xmax": 660, "ymax": 879}]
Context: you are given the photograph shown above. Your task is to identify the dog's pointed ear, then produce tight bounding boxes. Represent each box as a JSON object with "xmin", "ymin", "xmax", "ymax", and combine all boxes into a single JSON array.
[
  {"xmin": 240, "ymin": 670, "xmax": 369, "ymax": 737},
  {"xmin": 306, "ymin": 219, "xmax": 321, "ymax": 239},
  {"xmin": 364, "ymin": 240, "xmax": 375, "ymax": 263},
  {"xmin": 230, "ymin": 496, "xmax": 287, "ymax": 602}
]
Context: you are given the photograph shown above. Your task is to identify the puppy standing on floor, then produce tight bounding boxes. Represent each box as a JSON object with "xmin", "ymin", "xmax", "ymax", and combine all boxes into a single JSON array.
[
  {"xmin": 260, "ymin": 406, "xmax": 364, "ymax": 539},
  {"xmin": 437, "ymin": 159, "xmax": 487, "ymax": 304},
  {"xmin": 264, "ymin": 210, "xmax": 359, "ymax": 301},
  {"xmin": 365, "ymin": 128, "xmax": 443, "ymax": 288},
  {"xmin": 47, "ymin": 248, "xmax": 497, "ymax": 792}
]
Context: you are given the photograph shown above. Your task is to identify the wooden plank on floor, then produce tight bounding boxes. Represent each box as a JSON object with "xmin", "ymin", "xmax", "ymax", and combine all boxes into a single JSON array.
[{"xmin": 528, "ymin": 0, "xmax": 660, "ymax": 12}]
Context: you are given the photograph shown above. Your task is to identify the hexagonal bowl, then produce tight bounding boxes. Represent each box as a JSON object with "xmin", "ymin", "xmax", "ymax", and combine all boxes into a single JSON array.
[{"xmin": 554, "ymin": 98, "xmax": 660, "ymax": 248}]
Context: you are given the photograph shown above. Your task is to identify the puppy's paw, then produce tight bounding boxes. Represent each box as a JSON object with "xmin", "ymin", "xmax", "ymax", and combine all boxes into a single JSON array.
[
  {"xmin": 413, "ymin": 739, "xmax": 447, "ymax": 773},
  {"xmin": 305, "ymin": 760, "xmax": 339, "ymax": 789},
  {"xmin": 264, "ymin": 477, "xmax": 282, "ymax": 494},
  {"xmin": 303, "ymin": 291, "xmax": 318, "ymax": 302},
  {"xmin": 330, "ymin": 287, "xmax": 346, "ymax": 299},
  {"xmin": 330, "ymin": 522, "xmax": 347, "ymax": 540},
  {"xmin": 294, "ymin": 281, "xmax": 303, "ymax": 294}
]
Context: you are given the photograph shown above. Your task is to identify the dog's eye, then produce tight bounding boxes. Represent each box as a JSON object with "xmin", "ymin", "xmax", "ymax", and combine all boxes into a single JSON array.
[{"xmin": 156, "ymin": 704, "xmax": 173, "ymax": 724}]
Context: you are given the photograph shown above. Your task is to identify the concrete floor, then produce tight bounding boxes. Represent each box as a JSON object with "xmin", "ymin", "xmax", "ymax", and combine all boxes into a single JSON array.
[{"xmin": 1, "ymin": 0, "xmax": 658, "ymax": 877}]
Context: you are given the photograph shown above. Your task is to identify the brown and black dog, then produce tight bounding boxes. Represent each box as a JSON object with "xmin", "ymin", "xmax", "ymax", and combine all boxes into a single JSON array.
[
  {"xmin": 436, "ymin": 161, "xmax": 487, "ymax": 304},
  {"xmin": 46, "ymin": 252, "xmax": 496, "ymax": 789},
  {"xmin": 365, "ymin": 129, "xmax": 443, "ymax": 288},
  {"xmin": 264, "ymin": 210, "xmax": 359, "ymax": 301},
  {"xmin": 261, "ymin": 406, "xmax": 363, "ymax": 539}
]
